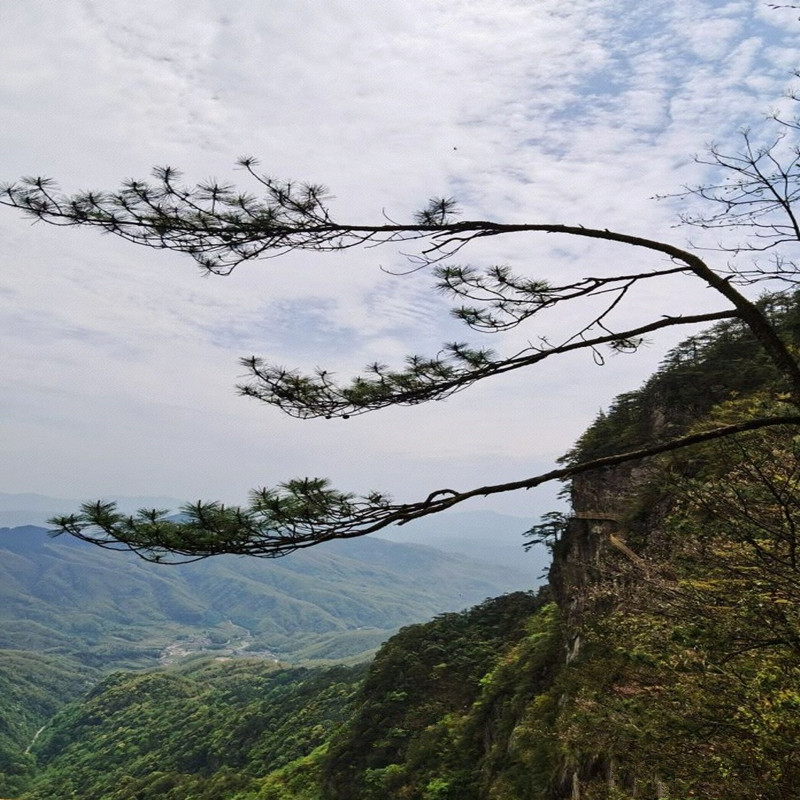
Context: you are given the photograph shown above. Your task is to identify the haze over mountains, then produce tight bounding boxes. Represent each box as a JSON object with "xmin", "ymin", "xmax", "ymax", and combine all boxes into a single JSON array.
[
  {"xmin": 0, "ymin": 492, "xmax": 547, "ymax": 576},
  {"xmin": 0, "ymin": 493, "xmax": 189, "ymax": 528},
  {"xmin": 0, "ymin": 496, "xmax": 546, "ymax": 669}
]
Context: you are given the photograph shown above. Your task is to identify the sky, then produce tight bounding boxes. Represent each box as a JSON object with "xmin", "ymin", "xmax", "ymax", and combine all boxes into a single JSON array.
[{"xmin": 1, "ymin": 0, "xmax": 798, "ymax": 524}]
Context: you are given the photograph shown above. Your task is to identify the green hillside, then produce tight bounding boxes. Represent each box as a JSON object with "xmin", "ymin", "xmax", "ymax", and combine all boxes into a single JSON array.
[
  {"xmin": 0, "ymin": 651, "xmax": 95, "ymax": 798},
  {"xmin": 0, "ymin": 525, "xmax": 534, "ymax": 669},
  {"xmin": 0, "ymin": 523, "xmax": 536, "ymax": 797},
  {"xmin": 21, "ymin": 660, "xmax": 367, "ymax": 800},
  {"xmin": 17, "ymin": 592, "xmax": 550, "ymax": 800}
]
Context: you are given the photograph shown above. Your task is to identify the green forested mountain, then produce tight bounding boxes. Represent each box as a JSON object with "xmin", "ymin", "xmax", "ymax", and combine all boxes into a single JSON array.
[
  {"xmin": 0, "ymin": 651, "xmax": 94, "ymax": 798},
  {"xmin": 21, "ymin": 660, "xmax": 368, "ymax": 800},
  {"xmin": 7, "ymin": 297, "xmax": 800, "ymax": 799},
  {"xmin": 0, "ymin": 523, "xmax": 535, "ymax": 797},
  {"xmin": 18, "ymin": 592, "xmax": 554, "ymax": 800},
  {"xmin": 307, "ymin": 298, "xmax": 800, "ymax": 799},
  {"xmin": 0, "ymin": 524, "xmax": 534, "ymax": 668},
  {"xmin": 320, "ymin": 591, "xmax": 556, "ymax": 800}
]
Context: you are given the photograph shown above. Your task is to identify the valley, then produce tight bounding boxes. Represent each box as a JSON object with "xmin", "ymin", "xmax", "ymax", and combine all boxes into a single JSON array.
[{"xmin": 0, "ymin": 513, "xmax": 545, "ymax": 798}]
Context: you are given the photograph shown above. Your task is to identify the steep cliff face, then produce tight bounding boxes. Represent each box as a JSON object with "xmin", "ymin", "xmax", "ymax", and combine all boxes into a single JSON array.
[
  {"xmin": 546, "ymin": 444, "xmax": 800, "ymax": 797},
  {"xmin": 545, "ymin": 470, "xmax": 659, "ymax": 799},
  {"xmin": 549, "ymin": 467, "xmax": 633, "ymax": 632},
  {"xmin": 540, "ymin": 298, "xmax": 800, "ymax": 799},
  {"xmin": 551, "ymin": 296, "xmax": 800, "ymax": 629}
]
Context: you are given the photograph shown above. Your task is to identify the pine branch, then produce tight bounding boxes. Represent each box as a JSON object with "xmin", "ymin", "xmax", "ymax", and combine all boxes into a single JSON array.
[
  {"xmin": 49, "ymin": 415, "xmax": 800, "ymax": 562},
  {"xmin": 238, "ymin": 310, "xmax": 739, "ymax": 419}
]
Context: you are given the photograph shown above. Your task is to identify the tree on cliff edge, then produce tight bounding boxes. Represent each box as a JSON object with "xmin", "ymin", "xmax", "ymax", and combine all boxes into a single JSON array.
[{"xmin": 3, "ymin": 115, "xmax": 800, "ymax": 562}]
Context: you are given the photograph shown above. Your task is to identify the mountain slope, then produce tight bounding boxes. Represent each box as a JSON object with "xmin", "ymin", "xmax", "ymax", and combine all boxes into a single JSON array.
[
  {"xmin": 21, "ymin": 660, "xmax": 367, "ymax": 800},
  {"xmin": 0, "ymin": 524, "xmax": 536, "ymax": 667},
  {"xmin": 0, "ymin": 522, "xmax": 537, "ymax": 797},
  {"xmin": 18, "ymin": 592, "xmax": 553, "ymax": 800}
]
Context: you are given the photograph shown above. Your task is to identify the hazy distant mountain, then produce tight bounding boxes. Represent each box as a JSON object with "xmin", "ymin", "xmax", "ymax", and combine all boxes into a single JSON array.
[
  {"xmin": 0, "ymin": 493, "xmax": 550, "ymax": 577},
  {"xmin": 377, "ymin": 508, "xmax": 550, "ymax": 578},
  {"xmin": 0, "ymin": 523, "xmax": 537, "ymax": 667},
  {"xmin": 0, "ymin": 492, "xmax": 185, "ymax": 527}
]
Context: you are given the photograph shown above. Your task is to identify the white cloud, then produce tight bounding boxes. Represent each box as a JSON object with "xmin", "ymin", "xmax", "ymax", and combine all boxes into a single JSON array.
[{"xmin": 0, "ymin": 0, "xmax": 796, "ymax": 520}]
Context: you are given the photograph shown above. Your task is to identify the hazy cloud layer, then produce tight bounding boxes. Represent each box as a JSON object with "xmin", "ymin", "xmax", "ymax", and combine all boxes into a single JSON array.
[{"xmin": 1, "ymin": 0, "xmax": 797, "ymax": 519}]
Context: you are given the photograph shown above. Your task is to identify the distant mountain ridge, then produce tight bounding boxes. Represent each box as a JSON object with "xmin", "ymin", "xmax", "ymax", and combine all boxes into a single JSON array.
[
  {"xmin": 0, "ymin": 522, "xmax": 538, "ymax": 667},
  {"xmin": 0, "ymin": 492, "xmax": 186, "ymax": 528},
  {"xmin": 0, "ymin": 492, "xmax": 551, "ymax": 575}
]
